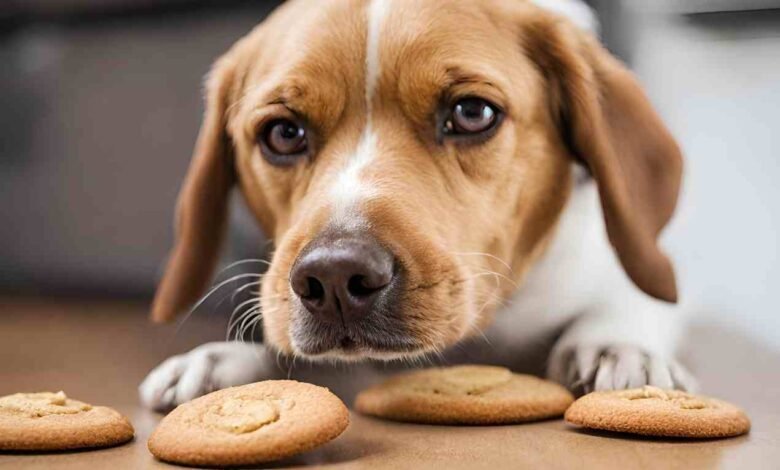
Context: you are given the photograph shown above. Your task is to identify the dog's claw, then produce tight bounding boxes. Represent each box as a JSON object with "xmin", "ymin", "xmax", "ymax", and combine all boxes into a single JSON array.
[{"xmin": 549, "ymin": 344, "xmax": 696, "ymax": 396}]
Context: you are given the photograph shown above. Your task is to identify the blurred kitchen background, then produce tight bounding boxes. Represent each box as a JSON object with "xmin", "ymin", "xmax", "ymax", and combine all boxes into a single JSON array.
[{"xmin": 1, "ymin": 0, "xmax": 778, "ymax": 350}]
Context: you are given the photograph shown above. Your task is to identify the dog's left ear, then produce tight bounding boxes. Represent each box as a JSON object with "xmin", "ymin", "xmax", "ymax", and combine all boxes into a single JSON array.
[
  {"xmin": 523, "ymin": 11, "xmax": 683, "ymax": 302},
  {"xmin": 150, "ymin": 58, "xmax": 236, "ymax": 323}
]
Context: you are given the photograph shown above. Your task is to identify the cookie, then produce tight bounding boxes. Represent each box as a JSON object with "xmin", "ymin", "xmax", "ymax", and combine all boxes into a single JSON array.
[
  {"xmin": 0, "ymin": 391, "xmax": 134, "ymax": 451},
  {"xmin": 564, "ymin": 386, "xmax": 751, "ymax": 438},
  {"xmin": 355, "ymin": 365, "xmax": 574, "ymax": 424},
  {"xmin": 148, "ymin": 380, "xmax": 349, "ymax": 467}
]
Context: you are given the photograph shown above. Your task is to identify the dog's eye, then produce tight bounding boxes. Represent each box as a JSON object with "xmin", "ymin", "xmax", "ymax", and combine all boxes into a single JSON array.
[
  {"xmin": 259, "ymin": 119, "xmax": 308, "ymax": 164},
  {"xmin": 443, "ymin": 98, "xmax": 499, "ymax": 136}
]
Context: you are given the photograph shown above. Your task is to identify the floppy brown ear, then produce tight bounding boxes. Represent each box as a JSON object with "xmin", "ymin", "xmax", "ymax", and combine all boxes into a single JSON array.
[
  {"xmin": 150, "ymin": 60, "xmax": 236, "ymax": 323},
  {"xmin": 524, "ymin": 14, "xmax": 683, "ymax": 302}
]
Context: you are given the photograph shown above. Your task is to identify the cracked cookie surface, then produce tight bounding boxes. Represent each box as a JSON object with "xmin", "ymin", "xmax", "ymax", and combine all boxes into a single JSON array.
[
  {"xmin": 565, "ymin": 385, "xmax": 751, "ymax": 438},
  {"xmin": 148, "ymin": 380, "xmax": 349, "ymax": 467},
  {"xmin": 355, "ymin": 365, "xmax": 574, "ymax": 424},
  {"xmin": 200, "ymin": 396, "xmax": 282, "ymax": 434},
  {"xmin": 0, "ymin": 391, "xmax": 134, "ymax": 451}
]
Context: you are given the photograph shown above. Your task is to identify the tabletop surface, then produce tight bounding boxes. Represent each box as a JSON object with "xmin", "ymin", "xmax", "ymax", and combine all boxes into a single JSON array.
[{"xmin": 1, "ymin": 297, "xmax": 778, "ymax": 469}]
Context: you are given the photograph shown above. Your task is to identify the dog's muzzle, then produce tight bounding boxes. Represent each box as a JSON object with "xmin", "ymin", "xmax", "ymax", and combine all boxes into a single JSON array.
[{"xmin": 288, "ymin": 232, "xmax": 414, "ymax": 357}]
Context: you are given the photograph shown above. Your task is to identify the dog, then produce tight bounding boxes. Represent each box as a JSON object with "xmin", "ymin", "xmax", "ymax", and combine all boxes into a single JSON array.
[{"xmin": 140, "ymin": 0, "xmax": 695, "ymax": 411}]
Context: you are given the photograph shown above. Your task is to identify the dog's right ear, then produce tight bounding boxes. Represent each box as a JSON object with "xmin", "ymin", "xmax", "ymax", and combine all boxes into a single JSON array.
[{"xmin": 150, "ymin": 58, "xmax": 236, "ymax": 323}]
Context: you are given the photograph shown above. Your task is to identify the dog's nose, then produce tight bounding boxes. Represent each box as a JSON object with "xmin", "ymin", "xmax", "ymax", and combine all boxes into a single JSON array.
[{"xmin": 290, "ymin": 235, "xmax": 396, "ymax": 324}]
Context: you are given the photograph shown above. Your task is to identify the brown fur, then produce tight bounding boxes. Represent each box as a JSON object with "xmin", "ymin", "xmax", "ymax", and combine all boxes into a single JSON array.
[{"xmin": 150, "ymin": 0, "xmax": 682, "ymax": 360}]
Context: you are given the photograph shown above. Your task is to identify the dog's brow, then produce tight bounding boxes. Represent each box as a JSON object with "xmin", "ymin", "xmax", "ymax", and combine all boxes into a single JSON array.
[
  {"xmin": 228, "ymin": 83, "xmax": 306, "ymax": 120},
  {"xmin": 264, "ymin": 85, "xmax": 306, "ymax": 106},
  {"xmin": 255, "ymin": 84, "xmax": 323, "ymax": 123},
  {"xmin": 445, "ymin": 68, "xmax": 503, "ymax": 91}
]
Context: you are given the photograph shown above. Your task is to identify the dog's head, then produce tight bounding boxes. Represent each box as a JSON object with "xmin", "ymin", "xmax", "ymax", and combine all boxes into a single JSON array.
[{"xmin": 151, "ymin": 0, "xmax": 682, "ymax": 360}]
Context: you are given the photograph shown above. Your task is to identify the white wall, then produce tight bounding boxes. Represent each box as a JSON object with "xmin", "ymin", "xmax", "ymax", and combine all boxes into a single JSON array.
[{"xmin": 627, "ymin": 7, "xmax": 780, "ymax": 350}]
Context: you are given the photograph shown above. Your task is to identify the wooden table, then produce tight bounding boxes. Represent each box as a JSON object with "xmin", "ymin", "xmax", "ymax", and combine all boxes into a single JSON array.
[{"xmin": 1, "ymin": 297, "xmax": 778, "ymax": 469}]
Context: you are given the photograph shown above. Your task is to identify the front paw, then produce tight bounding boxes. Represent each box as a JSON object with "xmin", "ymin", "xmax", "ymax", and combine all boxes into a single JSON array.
[
  {"xmin": 547, "ymin": 345, "xmax": 697, "ymax": 396},
  {"xmin": 139, "ymin": 342, "xmax": 278, "ymax": 412}
]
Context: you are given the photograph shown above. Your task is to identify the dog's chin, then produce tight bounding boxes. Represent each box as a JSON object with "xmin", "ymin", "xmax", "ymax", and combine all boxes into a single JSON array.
[
  {"xmin": 289, "ymin": 331, "xmax": 435, "ymax": 363},
  {"xmin": 284, "ymin": 302, "xmax": 439, "ymax": 362},
  {"xmin": 296, "ymin": 347, "xmax": 430, "ymax": 363}
]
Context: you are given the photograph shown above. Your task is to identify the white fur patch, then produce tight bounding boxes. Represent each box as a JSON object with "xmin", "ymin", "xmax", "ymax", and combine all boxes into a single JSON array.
[
  {"xmin": 365, "ymin": 0, "xmax": 388, "ymax": 107},
  {"xmin": 328, "ymin": 128, "xmax": 379, "ymax": 228},
  {"xmin": 327, "ymin": 0, "xmax": 388, "ymax": 225},
  {"xmin": 531, "ymin": 0, "xmax": 599, "ymax": 34}
]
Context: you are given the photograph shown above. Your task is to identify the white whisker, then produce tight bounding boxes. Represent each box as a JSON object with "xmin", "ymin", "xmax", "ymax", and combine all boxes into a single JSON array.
[
  {"xmin": 470, "ymin": 270, "xmax": 518, "ymax": 288},
  {"xmin": 226, "ymin": 297, "xmax": 260, "ymax": 340},
  {"xmin": 228, "ymin": 306, "xmax": 259, "ymax": 341},
  {"xmin": 236, "ymin": 308, "xmax": 260, "ymax": 343},
  {"xmin": 187, "ymin": 273, "xmax": 263, "ymax": 315},
  {"xmin": 229, "ymin": 280, "xmax": 262, "ymax": 304},
  {"xmin": 216, "ymin": 258, "xmax": 272, "ymax": 276},
  {"xmin": 450, "ymin": 251, "xmax": 514, "ymax": 275}
]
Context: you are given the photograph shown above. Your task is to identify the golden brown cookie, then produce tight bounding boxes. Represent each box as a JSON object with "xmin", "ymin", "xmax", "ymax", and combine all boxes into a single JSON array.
[
  {"xmin": 565, "ymin": 386, "xmax": 751, "ymax": 438},
  {"xmin": 355, "ymin": 365, "xmax": 574, "ymax": 425},
  {"xmin": 0, "ymin": 391, "xmax": 134, "ymax": 451},
  {"xmin": 148, "ymin": 380, "xmax": 349, "ymax": 467}
]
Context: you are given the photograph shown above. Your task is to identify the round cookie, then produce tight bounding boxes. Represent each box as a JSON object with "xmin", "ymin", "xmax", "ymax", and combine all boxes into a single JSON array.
[
  {"xmin": 564, "ymin": 386, "xmax": 751, "ymax": 438},
  {"xmin": 148, "ymin": 380, "xmax": 349, "ymax": 467},
  {"xmin": 0, "ymin": 391, "xmax": 134, "ymax": 451},
  {"xmin": 355, "ymin": 365, "xmax": 574, "ymax": 425}
]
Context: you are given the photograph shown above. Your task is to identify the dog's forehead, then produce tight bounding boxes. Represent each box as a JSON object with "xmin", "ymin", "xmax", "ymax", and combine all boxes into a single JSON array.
[
  {"xmin": 273, "ymin": 0, "xmax": 512, "ymax": 90},
  {"xmin": 251, "ymin": 0, "xmax": 591, "ymax": 119}
]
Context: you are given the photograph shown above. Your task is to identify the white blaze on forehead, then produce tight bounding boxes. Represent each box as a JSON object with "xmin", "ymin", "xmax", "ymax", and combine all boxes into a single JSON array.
[
  {"xmin": 328, "ymin": 0, "xmax": 389, "ymax": 224},
  {"xmin": 364, "ymin": 0, "xmax": 388, "ymax": 106},
  {"xmin": 329, "ymin": 129, "xmax": 379, "ymax": 229}
]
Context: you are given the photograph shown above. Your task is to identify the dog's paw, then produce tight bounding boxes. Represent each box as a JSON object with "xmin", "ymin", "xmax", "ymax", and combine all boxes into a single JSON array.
[
  {"xmin": 547, "ymin": 344, "xmax": 697, "ymax": 396},
  {"xmin": 139, "ymin": 341, "xmax": 278, "ymax": 412}
]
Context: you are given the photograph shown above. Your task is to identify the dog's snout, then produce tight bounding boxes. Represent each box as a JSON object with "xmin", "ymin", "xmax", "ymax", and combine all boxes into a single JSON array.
[{"xmin": 290, "ymin": 235, "xmax": 396, "ymax": 324}]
